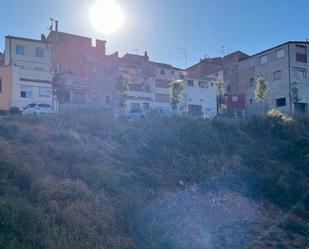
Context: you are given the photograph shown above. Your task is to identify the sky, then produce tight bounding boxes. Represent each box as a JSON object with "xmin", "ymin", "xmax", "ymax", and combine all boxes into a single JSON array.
[{"xmin": 1, "ymin": 0, "xmax": 309, "ymax": 68}]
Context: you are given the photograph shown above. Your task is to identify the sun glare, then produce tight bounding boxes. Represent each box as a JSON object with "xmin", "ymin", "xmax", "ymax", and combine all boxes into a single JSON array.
[{"xmin": 89, "ymin": 0, "xmax": 125, "ymax": 35}]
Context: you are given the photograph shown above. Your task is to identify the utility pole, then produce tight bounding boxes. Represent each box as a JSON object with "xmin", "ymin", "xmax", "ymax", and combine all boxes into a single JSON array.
[{"xmin": 180, "ymin": 48, "xmax": 187, "ymax": 69}]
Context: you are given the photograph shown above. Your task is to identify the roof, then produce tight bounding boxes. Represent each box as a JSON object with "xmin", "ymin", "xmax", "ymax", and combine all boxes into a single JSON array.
[
  {"xmin": 240, "ymin": 41, "xmax": 309, "ymax": 61},
  {"xmin": 150, "ymin": 61, "xmax": 183, "ymax": 71},
  {"xmin": 47, "ymin": 31, "xmax": 106, "ymax": 43},
  {"xmin": 186, "ymin": 51, "xmax": 249, "ymax": 70},
  {"xmin": 186, "ymin": 75, "xmax": 215, "ymax": 81},
  {"xmin": 5, "ymin": 35, "xmax": 50, "ymax": 44}
]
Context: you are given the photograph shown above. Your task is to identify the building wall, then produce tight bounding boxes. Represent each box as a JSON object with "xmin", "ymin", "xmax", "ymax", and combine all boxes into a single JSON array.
[
  {"xmin": 187, "ymin": 51, "xmax": 249, "ymax": 94},
  {"xmin": 5, "ymin": 36, "xmax": 52, "ymax": 66},
  {"xmin": 4, "ymin": 36, "xmax": 53, "ymax": 110},
  {"xmin": 47, "ymin": 31, "xmax": 106, "ymax": 74},
  {"xmin": 11, "ymin": 65, "xmax": 53, "ymax": 109},
  {"xmin": 182, "ymin": 77, "xmax": 217, "ymax": 118},
  {"xmin": 239, "ymin": 42, "xmax": 309, "ymax": 116},
  {"xmin": 0, "ymin": 66, "xmax": 12, "ymax": 109}
]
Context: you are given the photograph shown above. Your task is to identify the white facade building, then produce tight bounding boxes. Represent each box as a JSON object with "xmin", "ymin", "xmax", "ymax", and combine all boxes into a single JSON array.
[
  {"xmin": 3, "ymin": 36, "xmax": 53, "ymax": 110},
  {"xmin": 181, "ymin": 76, "xmax": 218, "ymax": 118}
]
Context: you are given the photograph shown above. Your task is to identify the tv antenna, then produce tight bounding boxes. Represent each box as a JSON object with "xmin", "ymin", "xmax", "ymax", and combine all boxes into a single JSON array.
[
  {"xmin": 218, "ymin": 45, "xmax": 230, "ymax": 56},
  {"xmin": 180, "ymin": 48, "xmax": 188, "ymax": 68}
]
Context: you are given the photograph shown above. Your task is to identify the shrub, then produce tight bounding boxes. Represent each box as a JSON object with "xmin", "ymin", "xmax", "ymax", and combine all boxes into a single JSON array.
[
  {"xmin": 267, "ymin": 109, "xmax": 293, "ymax": 123},
  {"xmin": 9, "ymin": 106, "xmax": 21, "ymax": 115},
  {"xmin": 0, "ymin": 110, "xmax": 8, "ymax": 116}
]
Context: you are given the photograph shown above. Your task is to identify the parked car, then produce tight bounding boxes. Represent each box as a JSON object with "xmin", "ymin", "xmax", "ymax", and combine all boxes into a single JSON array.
[{"xmin": 23, "ymin": 103, "xmax": 54, "ymax": 115}]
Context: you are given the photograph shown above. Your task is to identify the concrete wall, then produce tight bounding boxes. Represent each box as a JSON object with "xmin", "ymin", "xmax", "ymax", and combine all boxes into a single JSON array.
[{"xmin": 0, "ymin": 66, "xmax": 12, "ymax": 109}]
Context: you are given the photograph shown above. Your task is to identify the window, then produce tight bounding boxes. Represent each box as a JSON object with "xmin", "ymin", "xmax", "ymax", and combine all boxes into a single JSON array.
[
  {"xmin": 227, "ymin": 85, "xmax": 231, "ymax": 92},
  {"xmin": 62, "ymin": 91, "xmax": 70, "ymax": 103},
  {"xmin": 35, "ymin": 47, "xmax": 44, "ymax": 57},
  {"xmin": 0, "ymin": 78, "xmax": 2, "ymax": 93},
  {"xmin": 39, "ymin": 87, "xmax": 50, "ymax": 97},
  {"xmin": 198, "ymin": 81, "xmax": 208, "ymax": 88},
  {"xmin": 20, "ymin": 86, "xmax": 32, "ymax": 98},
  {"xmin": 249, "ymin": 78, "xmax": 255, "ymax": 87},
  {"xmin": 38, "ymin": 103, "xmax": 51, "ymax": 108},
  {"xmin": 276, "ymin": 98, "xmax": 286, "ymax": 107},
  {"xmin": 293, "ymin": 67, "xmax": 306, "ymax": 79},
  {"xmin": 143, "ymin": 102, "xmax": 150, "ymax": 111},
  {"xmin": 155, "ymin": 94, "xmax": 170, "ymax": 103},
  {"xmin": 16, "ymin": 45, "xmax": 25, "ymax": 55},
  {"xmin": 131, "ymin": 103, "xmax": 140, "ymax": 111},
  {"xmin": 260, "ymin": 55, "xmax": 268, "ymax": 64},
  {"xmin": 160, "ymin": 69, "xmax": 165, "ymax": 75},
  {"xmin": 155, "ymin": 79, "xmax": 169, "ymax": 88},
  {"xmin": 170, "ymin": 70, "xmax": 175, "ymax": 75},
  {"xmin": 296, "ymin": 45, "xmax": 307, "ymax": 63},
  {"xmin": 187, "ymin": 80, "xmax": 194, "ymax": 87},
  {"xmin": 249, "ymin": 98, "xmax": 253, "ymax": 104},
  {"xmin": 232, "ymin": 96, "xmax": 239, "ymax": 102},
  {"xmin": 72, "ymin": 91, "xmax": 86, "ymax": 104},
  {"xmin": 273, "ymin": 70, "xmax": 282, "ymax": 80},
  {"xmin": 276, "ymin": 49, "xmax": 285, "ymax": 59}
]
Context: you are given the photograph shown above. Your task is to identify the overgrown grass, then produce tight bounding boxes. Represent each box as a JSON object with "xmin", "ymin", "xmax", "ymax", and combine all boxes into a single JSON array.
[{"xmin": 0, "ymin": 113, "xmax": 308, "ymax": 248}]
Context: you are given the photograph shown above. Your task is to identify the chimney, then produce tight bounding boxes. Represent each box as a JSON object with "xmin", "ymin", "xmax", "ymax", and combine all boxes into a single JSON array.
[
  {"xmin": 96, "ymin": 39, "xmax": 106, "ymax": 56},
  {"xmin": 55, "ymin": 20, "xmax": 59, "ymax": 32},
  {"xmin": 55, "ymin": 20, "xmax": 59, "ymax": 43},
  {"xmin": 144, "ymin": 51, "xmax": 149, "ymax": 61},
  {"xmin": 40, "ymin": 34, "xmax": 46, "ymax": 41}
]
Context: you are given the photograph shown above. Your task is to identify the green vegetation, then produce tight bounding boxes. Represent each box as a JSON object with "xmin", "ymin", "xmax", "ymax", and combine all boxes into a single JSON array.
[
  {"xmin": 0, "ymin": 113, "xmax": 308, "ymax": 248},
  {"xmin": 255, "ymin": 76, "xmax": 269, "ymax": 102},
  {"xmin": 169, "ymin": 79, "xmax": 184, "ymax": 112}
]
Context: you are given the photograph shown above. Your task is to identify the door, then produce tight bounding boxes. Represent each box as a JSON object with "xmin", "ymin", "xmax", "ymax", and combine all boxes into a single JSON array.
[
  {"xmin": 294, "ymin": 103, "xmax": 308, "ymax": 115},
  {"xmin": 188, "ymin": 104, "xmax": 202, "ymax": 116}
]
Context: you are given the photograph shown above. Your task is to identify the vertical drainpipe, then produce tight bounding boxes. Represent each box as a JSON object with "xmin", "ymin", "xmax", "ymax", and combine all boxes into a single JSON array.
[
  {"xmin": 9, "ymin": 37, "xmax": 13, "ymax": 107},
  {"xmin": 288, "ymin": 43, "xmax": 292, "ymax": 115}
]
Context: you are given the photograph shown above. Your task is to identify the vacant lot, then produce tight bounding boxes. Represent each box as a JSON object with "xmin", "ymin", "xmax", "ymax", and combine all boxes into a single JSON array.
[{"xmin": 0, "ymin": 113, "xmax": 308, "ymax": 249}]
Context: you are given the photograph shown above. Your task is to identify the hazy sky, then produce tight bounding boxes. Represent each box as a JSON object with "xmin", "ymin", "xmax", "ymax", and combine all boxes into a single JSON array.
[{"xmin": 1, "ymin": 0, "xmax": 309, "ymax": 68}]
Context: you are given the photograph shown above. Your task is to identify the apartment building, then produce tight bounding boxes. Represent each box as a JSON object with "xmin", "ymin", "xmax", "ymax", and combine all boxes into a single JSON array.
[
  {"xmin": 117, "ymin": 52, "xmax": 186, "ymax": 114},
  {"xmin": 239, "ymin": 41, "xmax": 309, "ymax": 116},
  {"xmin": 117, "ymin": 52, "xmax": 155, "ymax": 113},
  {"xmin": 46, "ymin": 31, "xmax": 115, "ymax": 111},
  {"xmin": 187, "ymin": 51, "xmax": 249, "ymax": 118},
  {"xmin": 187, "ymin": 51, "xmax": 249, "ymax": 93},
  {"xmin": 116, "ymin": 52, "xmax": 218, "ymax": 117},
  {"xmin": 0, "ymin": 36, "xmax": 53, "ymax": 110},
  {"xmin": 152, "ymin": 61, "xmax": 184, "ymax": 113}
]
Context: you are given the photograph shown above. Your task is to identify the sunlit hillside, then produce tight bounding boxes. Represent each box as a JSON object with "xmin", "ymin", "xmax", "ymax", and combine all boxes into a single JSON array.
[{"xmin": 0, "ymin": 113, "xmax": 308, "ymax": 249}]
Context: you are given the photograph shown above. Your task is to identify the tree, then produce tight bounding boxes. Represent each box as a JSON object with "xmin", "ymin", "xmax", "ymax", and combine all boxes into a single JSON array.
[
  {"xmin": 291, "ymin": 84, "xmax": 300, "ymax": 105},
  {"xmin": 52, "ymin": 70, "xmax": 67, "ymax": 113},
  {"xmin": 213, "ymin": 77, "xmax": 227, "ymax": 116},
  {"xmin": 169, "ymin": 80, "xmax": 184, "ymax": 113},
  {"xmin": 116, "ymin": 75, "xmax": 129, "ymax": 112},
  {"xmin": 255, "ymin": 76, "xmax": 269, "ymax": 102}
]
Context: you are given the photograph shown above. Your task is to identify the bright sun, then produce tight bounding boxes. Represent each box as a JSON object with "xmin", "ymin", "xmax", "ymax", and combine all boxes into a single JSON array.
[{"xmin": 89, "ymin": 0, "xmax": 125, "ymax": 35}]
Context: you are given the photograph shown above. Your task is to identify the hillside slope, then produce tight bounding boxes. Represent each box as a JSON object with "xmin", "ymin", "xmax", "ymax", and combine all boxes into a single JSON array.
[{"xmin": 0, "ymin": 114, "xmax": 308, "ymax": 249}]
